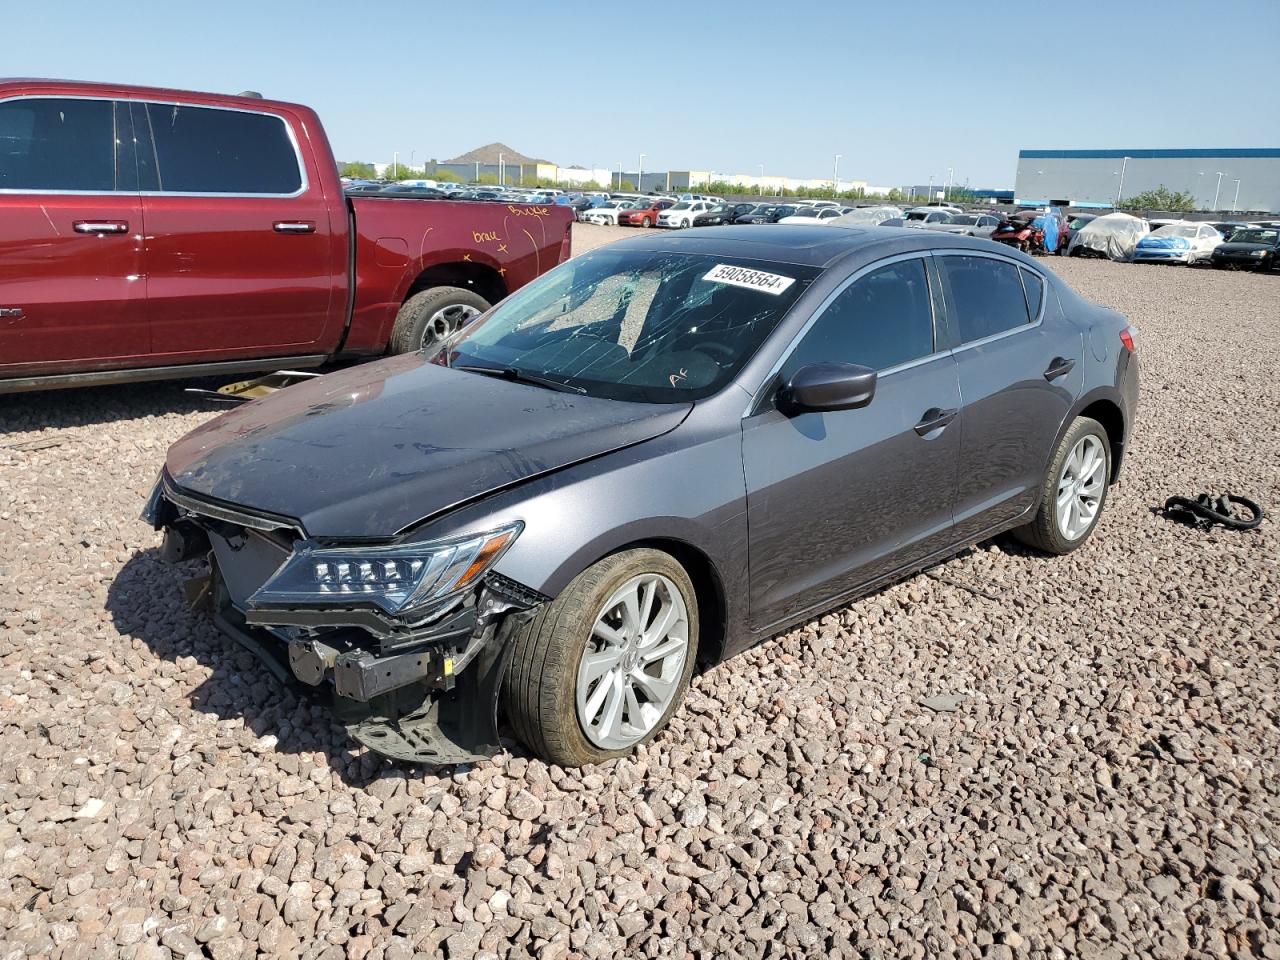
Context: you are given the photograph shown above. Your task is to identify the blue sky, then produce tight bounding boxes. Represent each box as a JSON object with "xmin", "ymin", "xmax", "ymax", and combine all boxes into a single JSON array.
[{"xmin": 7, "ymin": 0, "xmax": 1278, "ymax": 187}]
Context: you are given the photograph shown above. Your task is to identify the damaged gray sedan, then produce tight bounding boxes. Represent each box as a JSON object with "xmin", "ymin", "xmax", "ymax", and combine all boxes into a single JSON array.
[{"xmin": 145, "ymin": 226, "xmax": 1138, "ymax": 767}]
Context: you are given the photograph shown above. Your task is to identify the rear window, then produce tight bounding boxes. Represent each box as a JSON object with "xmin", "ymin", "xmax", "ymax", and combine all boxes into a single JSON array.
[
  {"xmin": 143, "ymin": 103, "xmax": 302, "ymax": 194},
  {"xmin": 940, "ymin": 255, "xmax": 1033, "ymax": 343},
  {"xmin": 0, "ymin": 97, "xmax": 115, "ymax": 191}
]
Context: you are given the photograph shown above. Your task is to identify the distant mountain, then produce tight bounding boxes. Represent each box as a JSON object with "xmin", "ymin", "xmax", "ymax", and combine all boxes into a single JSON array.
[{"xmin": 443, "ymin": 142, "xmax": 551, "ymax": 166}]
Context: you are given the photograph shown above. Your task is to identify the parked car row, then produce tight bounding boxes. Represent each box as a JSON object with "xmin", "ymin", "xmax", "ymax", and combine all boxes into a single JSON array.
[{"xmin": 1064, "ymin": 211, "xmax": 1280, "ymax": 270}]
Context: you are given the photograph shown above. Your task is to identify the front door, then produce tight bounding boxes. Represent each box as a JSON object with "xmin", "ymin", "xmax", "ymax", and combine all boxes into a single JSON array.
[
  {"xmin": 743, "ymin": 255, "xmax": 962, "ymax": 632},
  {"xmin": 0, "ymin": 96, "xmax": 147, "ymax": 375},
  {"xmin": 132, "ymin": 100, "xmax": 341, "ymax": 360}
]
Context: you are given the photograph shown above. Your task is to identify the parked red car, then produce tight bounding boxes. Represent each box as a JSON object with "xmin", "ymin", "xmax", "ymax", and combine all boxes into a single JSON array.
[
  {"xmin": 618, "ymin": 198, "xmax": 675, "ymax": 228},
  {"xmin": 0, "ymin": 80, "xmax": 573, "ymax": 393}
]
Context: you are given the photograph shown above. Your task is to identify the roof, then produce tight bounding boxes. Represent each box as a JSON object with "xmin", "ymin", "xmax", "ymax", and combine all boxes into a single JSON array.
[
  {"xmin": 1019, "ymin": 148, "xmax": 1280, "ymax": 160},
  {"xmin": 599, "ymin": 224, "xmax": 1002, "ymax": 269},
  {"xmin": 443, "ymin": 142, "xmax": 551, "ymax": 165},
  {"xmin": 0, "ymin": 78, "xmax": 302, "ymax": 113}
]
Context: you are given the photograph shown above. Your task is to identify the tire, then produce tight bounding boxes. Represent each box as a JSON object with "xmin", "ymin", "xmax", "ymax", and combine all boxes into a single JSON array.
[
  {"xmin": 388, "ymin": 286, "xmax": 490, "ymax": 355},
  {"xmin": 682, "ymin": 219, "xmax": 691, "ymax": 229},
  {"xmin": 1013, "ymin": 416, "xmax": 1111, "ymax": 555},
  {"xmin": 503, "ymin": 548, "xmax": 699, "ymax": 766},
  {"xmin": 642, "ymin": 216, "xmax": 652, "ymax": 228}
]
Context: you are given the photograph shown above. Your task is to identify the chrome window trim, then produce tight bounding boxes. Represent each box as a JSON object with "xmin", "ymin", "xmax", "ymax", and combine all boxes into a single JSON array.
[
  {"xmin": 930, "ymin": 249, "xmax": 1047, "ymax": 355},
  {"xmin": 0, "ymin": 93, "xmax": 308, "ymax": 198},
  {"xmin": 742, "ymin": 251, "xmax": 940, "ymax": 418}
]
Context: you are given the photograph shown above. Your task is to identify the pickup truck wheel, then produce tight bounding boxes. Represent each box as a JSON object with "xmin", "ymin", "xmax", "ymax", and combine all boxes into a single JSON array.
[
  {"xmin": 390, "ymin": 287, "xmax": 489, "ymax": 354},
  {"xmin": 502, "ymin": 548, "xmax": 698, "ymax": 766}
]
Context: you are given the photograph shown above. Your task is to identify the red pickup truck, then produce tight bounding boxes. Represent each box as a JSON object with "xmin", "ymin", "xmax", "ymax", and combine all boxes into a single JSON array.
[{"xmin": 0, "ymin": 80, "xmax": 573, "ymax": 393}]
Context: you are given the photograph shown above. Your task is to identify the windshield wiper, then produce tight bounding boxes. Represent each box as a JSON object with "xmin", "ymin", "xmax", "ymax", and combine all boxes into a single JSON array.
[{"xmin": 453, "ymin": 364, "xmax": 587, "ymax": 396}]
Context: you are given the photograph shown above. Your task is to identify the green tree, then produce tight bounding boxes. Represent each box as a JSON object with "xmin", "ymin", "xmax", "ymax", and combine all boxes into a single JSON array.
[
  {"xmin": 338, "ymin": 161, "xmax": 376, "ymax": 179},
  {"xmin": 433, "ymin": 170, "xmax": 461, "ymax": 183},
  {"xmin": 1121, "ymin": 185, "xmax": 1197, "ymax": 212},
  {"xmin": 617, "ymin": 179, "xmax": 636, "ymax": 191}
]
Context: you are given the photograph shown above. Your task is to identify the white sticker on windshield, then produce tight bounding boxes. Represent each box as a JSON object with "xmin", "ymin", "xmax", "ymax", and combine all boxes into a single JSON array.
[{"xmin": 702, "ymin": 263, "xmax": 796, "ymax": 295}]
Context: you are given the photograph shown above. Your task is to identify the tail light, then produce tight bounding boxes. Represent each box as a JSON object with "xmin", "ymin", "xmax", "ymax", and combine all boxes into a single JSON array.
[{"xmin": 1119, "ymin": 326, "xmax": 1137, "ymax": 353}]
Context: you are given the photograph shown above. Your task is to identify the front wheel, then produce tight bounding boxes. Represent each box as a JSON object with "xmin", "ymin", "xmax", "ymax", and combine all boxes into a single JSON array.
[
  {"xmin": 389, "ymin": 286, "xmax": 490, "ymax": 354},
  {"xmin": 642, "ymin": 216, "xmax": 652, "ymax": 228},
  {"xmin": 502, "ymin": 549, "xmax": 699, "ymax": 766},
  {"xmin": 682, "ymin": 219, "xmax": 691, "ymax": 229},
  {"xmin": 1013, "ymin": 416, "xmax": 1111, "ymax": 555}
]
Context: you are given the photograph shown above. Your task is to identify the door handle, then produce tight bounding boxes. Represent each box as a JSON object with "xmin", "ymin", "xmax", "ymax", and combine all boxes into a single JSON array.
[
  {"xmin": 73, "ymin": 221, "xmax": 129, "ymax": 235},
  {"xmin": 274, "ymin": 221, "xmax": 316, "ymax": 234},
  {"xmin": 1044, "ymin": 357, "xmax": 1076, "ymax": 381},
  {"xmin": 914, "ymin": 407, "xmax": 958, "ymax": 436}
]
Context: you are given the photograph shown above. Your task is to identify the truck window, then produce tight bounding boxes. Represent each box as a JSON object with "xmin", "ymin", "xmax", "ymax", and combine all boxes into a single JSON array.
[
  {"xmin": 0, "ymin": 97, "xmax": 115, "ymax": 191},
  {"xmin": 142, "ymin": 103, "xmax": 302, "ymax": 195}
]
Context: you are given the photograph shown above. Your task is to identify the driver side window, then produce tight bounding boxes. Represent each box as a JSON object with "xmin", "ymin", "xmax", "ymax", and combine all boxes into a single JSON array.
[{"xmin": 781, "ymin": 258, "xmax": 936, "ymax": 379}]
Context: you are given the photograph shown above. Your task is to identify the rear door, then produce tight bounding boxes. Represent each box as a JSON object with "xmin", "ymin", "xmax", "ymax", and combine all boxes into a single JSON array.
[
  {"xmin": 0, "ymin": 95, "xmax": 147, "ymax": 375},
  {"xmin": 936, "ymin": 253, "xmax": 1083, "ymax": 542},
  {"xmin": 135, "ymin": 100, "xmax": 343, "ymax": 360}
]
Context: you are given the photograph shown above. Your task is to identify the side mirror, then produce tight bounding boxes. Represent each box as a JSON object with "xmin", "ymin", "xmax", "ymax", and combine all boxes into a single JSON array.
[{"xmin": 778, "ymin": 362, "xmax": 877, "ymax": 413}]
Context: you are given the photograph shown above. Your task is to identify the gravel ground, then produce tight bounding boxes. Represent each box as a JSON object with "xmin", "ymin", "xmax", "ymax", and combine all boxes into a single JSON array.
[{"xmin": 1, "ymin": 229, "xmax": 1278, "ymax": 959}]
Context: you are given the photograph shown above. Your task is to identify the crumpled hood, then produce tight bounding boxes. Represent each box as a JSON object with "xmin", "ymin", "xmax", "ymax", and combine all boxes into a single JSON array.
[{"xmin": 166, "ymin": 354, "xmax": 691, "ymax": 539}]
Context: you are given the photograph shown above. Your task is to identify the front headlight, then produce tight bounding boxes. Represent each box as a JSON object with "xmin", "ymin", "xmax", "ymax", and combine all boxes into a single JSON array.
[
  {"xmin": 1251, "ymin": 249, "xmax": 1270, "ymax": 257},
  {"xmin": 247, "ymin": 522, "xmax": 522, "ymax": 616}
]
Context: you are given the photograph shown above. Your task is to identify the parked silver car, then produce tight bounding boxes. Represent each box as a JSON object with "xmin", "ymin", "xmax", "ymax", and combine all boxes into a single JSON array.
[{"xmin": 924, "ymin": 213, "xmax": 1002, "ymax": 239}]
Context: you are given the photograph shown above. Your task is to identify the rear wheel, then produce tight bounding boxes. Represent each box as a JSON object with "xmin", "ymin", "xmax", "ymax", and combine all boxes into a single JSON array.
[
  {"xmin": 503, "ymin": 549, "xmax": 698, "ymax": 766},
  {"xmin": 1014, "ymin": 416, "xmax": 1111, "ymax": 555},
  {"xmin": 389, "ymin": 286, "xmax": 489, "ymax": 354}
]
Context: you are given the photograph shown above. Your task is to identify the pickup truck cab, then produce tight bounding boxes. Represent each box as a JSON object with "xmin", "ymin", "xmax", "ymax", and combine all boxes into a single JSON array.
[{"xmin": 0, "ymin": 80, "xmax": 573, "ymax": 393}]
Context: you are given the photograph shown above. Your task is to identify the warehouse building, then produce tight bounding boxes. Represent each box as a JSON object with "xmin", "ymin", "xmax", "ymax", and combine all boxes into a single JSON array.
[{"xmin": 1014, "ymin": 149, "xmax": 1280, "ymax": 213}]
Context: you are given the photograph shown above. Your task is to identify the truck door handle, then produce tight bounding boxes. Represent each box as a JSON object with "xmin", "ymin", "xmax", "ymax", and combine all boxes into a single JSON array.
[
  {"xmin": 1044, "ymin": 357, "xmax": 1076, "ymax": 381},
  {"xmin": 914, "ymin": 407, "xmax": 958, "ymax": 436},
  {"xmin": 274, "ymin": 221, "xmax": 316, "ymax": 234},
  {"xmin": 73, "ymin": 221, "xmax": 129, "ymax": 235}
]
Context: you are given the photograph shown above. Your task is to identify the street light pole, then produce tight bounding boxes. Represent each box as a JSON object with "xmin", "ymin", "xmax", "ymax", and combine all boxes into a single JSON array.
[
  {"xmin": 833, "ymin": 154, "xmax": 842, "ymax": 195},
  {"xmin": 1232, "ymin": 179, "xmax": 1241, "ymax": 212},
  {"xmin": 927, "ymin": 175, "xmax": 933, "ymax": 202},
  {"xmin": 616, "ymin": 162, "xmax": 622, "ymax": 191},
  {"xmin": 498, "ymin": 152, "xmax": 504, "ymax": 187},
  {"xmin": 392, "ymin": 151, "xmax": 398, "ymax": 179},
  {"xmin": 638, "ymin": 153, "xmax": 645, "ymax": 193},
  {"xmin": 1114, "ymin": 156, "xmax": 1130, "ymax": 209},
  {"xmin": 1212, "ymin": 171, "xmax": 1224, "ymax": 211},
  {"xmin": 945, "ymin": 167, "xmax": 953, "ymax": 202}
]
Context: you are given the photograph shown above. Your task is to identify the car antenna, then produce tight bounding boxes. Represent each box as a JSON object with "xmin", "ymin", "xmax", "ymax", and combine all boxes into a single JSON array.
[{"xmin": 238, "ymin": 90, "xmax": 264, "ymax": 99}]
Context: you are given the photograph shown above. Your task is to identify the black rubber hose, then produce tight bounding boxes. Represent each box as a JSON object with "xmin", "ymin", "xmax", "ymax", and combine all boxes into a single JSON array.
[{"xmin": 1162, "ymin": 493, "xmax": 1265, "ymax": 531}]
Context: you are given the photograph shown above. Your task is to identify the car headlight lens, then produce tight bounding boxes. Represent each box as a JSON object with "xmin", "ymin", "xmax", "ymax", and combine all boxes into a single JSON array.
[
  {"xmin": 1251, "ymin": 249, "xmax": 1269, "ymax": 257},
  {"xmin": 248, "ymin": 522, "xmax": 522, "ymax": 616}
]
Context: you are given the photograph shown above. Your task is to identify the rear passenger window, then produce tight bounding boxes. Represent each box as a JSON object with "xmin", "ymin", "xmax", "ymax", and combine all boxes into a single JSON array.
[
  {"xmin": 0, "ymin": 97, "xmax": 115, "ymax": 191},
  {"xmin": 143, "ymin": 103, "xmax": 302, "ymax": 194},
  {"xmin": 941, "ymin": 256, "xmax": 1031, "ymax": 343},
  {"xmin": 782, "ymin": 258, "xmax": 935, "ymax": 375},
  {"xmin": 1020, "ymin": 269, "xmax": 1044, "ymax": 319}
]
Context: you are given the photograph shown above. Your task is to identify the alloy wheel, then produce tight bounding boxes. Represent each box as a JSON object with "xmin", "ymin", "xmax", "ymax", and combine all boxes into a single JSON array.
[
  {"xmin": 1056, "ymin": 435, "xmax": 1106, "ymax": 540},
  {"xmin": 421, "ymin": 303, "xmax": 480, "ymax": 350},
  {"xmin": 575, "ymin": 573, "xmax": 689, "ymax": 750}
]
